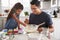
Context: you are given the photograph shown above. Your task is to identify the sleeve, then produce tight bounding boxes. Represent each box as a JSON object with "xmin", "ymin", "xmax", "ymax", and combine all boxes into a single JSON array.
[{"xmin": 46, "ymin": 14, "xmax": 53, "ymax": 27}]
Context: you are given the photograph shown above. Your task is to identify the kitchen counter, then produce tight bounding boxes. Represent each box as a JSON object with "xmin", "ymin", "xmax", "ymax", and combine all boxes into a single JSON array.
[
  {"xmin": 1, "ymin": 32, "xmax": 57, "ymax": 40},
  {"xmin": 0, "ymin": 33, "xmax": 49, "ymax": 40},
  {"xmin": 0, "ymin": 16, "xmax": 7, "ymax": 20}
]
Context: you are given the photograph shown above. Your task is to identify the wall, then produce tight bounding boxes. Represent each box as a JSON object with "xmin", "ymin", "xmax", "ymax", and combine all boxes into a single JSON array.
[
  {"xmin": 58, "ymin": 0, "xmax": 60, "ymax": 6},
  {"xmin": 0, "ymin": 0, "xmax": 2, "ymax": 13},
  {"xmin": 42, "ymin": 1, "xmax": 51, "ymax": 9}
]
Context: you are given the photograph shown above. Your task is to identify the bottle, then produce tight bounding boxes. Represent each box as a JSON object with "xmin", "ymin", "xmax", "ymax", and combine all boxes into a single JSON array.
[{"xmin": 2, "ymin": 29, "xmax": 7, "ymax": 39}]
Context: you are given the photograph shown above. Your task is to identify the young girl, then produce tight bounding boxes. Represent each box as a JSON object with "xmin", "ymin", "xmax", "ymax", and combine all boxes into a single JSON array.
[{"xmin": 5, "ymin": 3, "xmax": 26, "ymax": 33}]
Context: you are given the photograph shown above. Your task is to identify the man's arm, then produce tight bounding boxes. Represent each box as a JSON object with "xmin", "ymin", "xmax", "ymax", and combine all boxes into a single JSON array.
[{"xmin": 45, "ymin": 13, "xmax": 54, "ymax": 33}]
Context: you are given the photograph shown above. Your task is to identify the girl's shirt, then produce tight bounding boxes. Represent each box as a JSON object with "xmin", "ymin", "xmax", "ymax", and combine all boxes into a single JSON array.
[{"xmin": 5, "ymin": 14, "xmax": 19, "ymax": 29}]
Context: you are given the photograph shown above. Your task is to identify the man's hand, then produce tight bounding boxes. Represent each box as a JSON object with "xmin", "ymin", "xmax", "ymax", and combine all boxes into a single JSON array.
[
  {"xmin": 37, "ymin": 27, "xmax": 43, "ymax": 33},
  {"xmin": 24, "ymin": 19, "xmax": 29, "ymax": 24},
  {"xmin": 49, "ymin": 28, "xmax": 54, "ymax": 33},
  {"xmin": 49, "ymin": 25, "xmax": 54, "ymax": 33},
  {"xmin": 48, "ymin": 25, "xmax": 54, "ymax": 33}
]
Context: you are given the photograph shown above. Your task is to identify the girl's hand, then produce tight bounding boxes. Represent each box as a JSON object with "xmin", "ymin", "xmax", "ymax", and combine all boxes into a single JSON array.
[{"xmin": 23, "ymin": 23, "xmax": 26, "ymax": 27}]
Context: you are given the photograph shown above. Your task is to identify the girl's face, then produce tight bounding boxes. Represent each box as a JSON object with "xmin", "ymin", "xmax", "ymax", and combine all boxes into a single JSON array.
[{"xmin": 16, "ymin": 9, "xmax": 22, "ymax": 15}]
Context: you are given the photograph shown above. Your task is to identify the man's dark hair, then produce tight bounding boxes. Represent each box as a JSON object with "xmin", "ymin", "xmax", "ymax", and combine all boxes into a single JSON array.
[{"xmin": 30, "ymin": 0, "xmax": 40, "ymax": 7}]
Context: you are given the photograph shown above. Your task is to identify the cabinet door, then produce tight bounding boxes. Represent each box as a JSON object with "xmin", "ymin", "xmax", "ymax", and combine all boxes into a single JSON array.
[
  {"xmin": 0, "ymin": 19, "xmax": 3, "ymax": 31},
  {"xmin": 0, "ymin": 18, "xmax": 6, "ymax": 31}
]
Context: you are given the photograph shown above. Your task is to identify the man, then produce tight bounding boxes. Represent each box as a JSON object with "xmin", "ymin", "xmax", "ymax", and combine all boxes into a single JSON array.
[{"xmin": 25, "ymin": 0, "xmax": 54, "ymax": 33}]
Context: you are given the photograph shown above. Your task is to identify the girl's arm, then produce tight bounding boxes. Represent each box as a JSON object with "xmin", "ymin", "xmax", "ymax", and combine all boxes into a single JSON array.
[
  {"xmin": 12, "ymin": 14, "xmax": 26, "ymax": 26},
  {"xmin": 18, "ymin": 22, "xmax": 20, "ymax": 29}
]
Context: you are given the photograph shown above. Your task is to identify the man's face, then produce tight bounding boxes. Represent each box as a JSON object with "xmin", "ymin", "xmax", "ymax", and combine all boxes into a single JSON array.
[{"xmin": 31, "ymin": 5, "xmax": 40, "ymax": 14}]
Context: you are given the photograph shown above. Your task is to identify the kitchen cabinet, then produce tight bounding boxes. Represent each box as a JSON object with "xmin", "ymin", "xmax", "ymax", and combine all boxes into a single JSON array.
[{"xmin": 0, "ymin": 16, "xmax": 7, "ymax": 30}]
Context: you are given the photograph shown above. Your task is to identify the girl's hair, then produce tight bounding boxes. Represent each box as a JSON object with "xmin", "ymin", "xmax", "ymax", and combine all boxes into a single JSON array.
[{"xmin": 7, "ymin": 2, "xmax": 23, "ymax": 20}]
